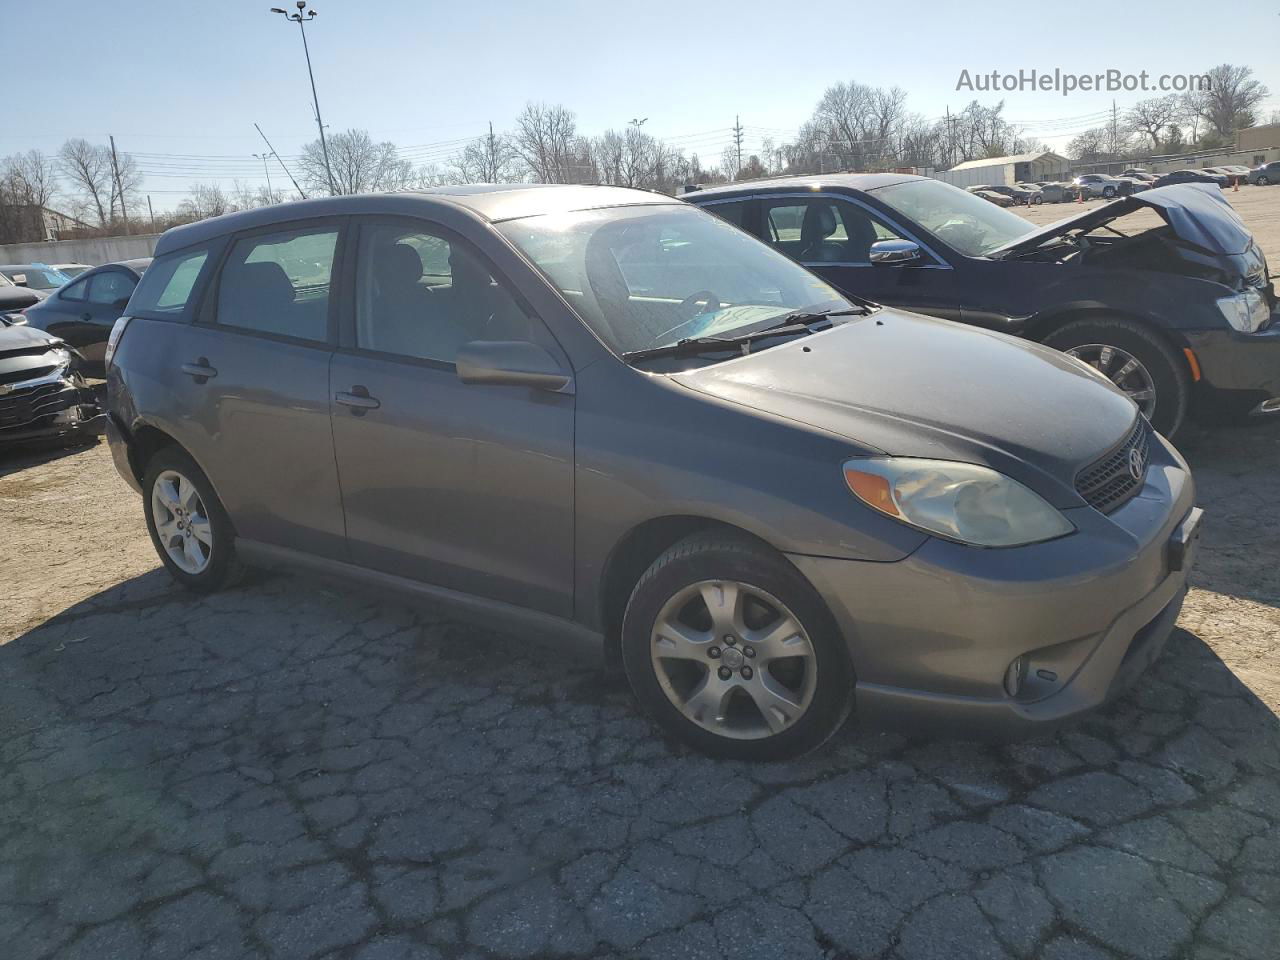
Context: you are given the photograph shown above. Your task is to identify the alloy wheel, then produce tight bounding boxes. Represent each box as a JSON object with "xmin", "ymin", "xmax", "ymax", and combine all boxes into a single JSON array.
[
  {"xmin": 151, "ymin": 469, "xmax": 213, "ymax": 574},
  {"xmin": 1065, "ymin": 343, "xmax": 1157, "ymax": 418},
  {"xmin": 649, "ymin": 580, "xmax": 817, "ymax": 741}
]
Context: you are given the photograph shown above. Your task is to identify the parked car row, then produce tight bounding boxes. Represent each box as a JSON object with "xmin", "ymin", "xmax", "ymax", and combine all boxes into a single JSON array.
[
  {"xmin": 94, "ymin": 173, "xmax": 1270, "ymax": 758},
  {"xmin": 0, "ymin": 258, "xmax": 150, "ymax": 451}
]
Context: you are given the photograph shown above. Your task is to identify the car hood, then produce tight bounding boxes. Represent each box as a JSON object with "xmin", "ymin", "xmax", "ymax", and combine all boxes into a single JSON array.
[
  {"xmin": 990, "ymin": 182, "xmax": 1253, "ymax": 258},
  {"xmin": 0, "ymin": 285, "xmax": 42, "ymax": 312},
  {"xmin": 0, "ymin": 323, "xmax": 67, "ymax": 381},
  {"xmin": 670, "ymin": 310, "xmax": 1138, "ymax": 507}
]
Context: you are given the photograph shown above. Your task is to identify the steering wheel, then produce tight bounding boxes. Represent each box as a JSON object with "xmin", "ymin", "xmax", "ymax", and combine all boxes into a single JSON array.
[{"xmin": 676, "ymin": 290, "xmax": 721, "ymax": 322}]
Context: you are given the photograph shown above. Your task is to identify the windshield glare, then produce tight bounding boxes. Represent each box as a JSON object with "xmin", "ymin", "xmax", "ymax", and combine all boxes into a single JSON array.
[
  {"xmin": 498, "ymin": 205, "xmax": 849, "ymax": 357},
  {"xmin": 871, "ymin": 179, "xmax": 1035, "ymax": 258}
]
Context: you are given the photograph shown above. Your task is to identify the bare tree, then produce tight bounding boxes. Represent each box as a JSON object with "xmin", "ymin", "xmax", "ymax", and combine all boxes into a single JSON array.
[
  {"xmin": 299, "ymin": 129, "xmax": 415, "ymax": 196},
  {"xmin": 1198, "ymin": 64, "xmax": 1270, "ymax": 139},
  {"xmin": 1126, "ymin": 96, "xmax": 1181, "ymax": 150},
  {"xmin": 59, "ymin": 138, "xmax": 114, "ymax": 226},
  {"xmin": 449, "ymin": 124, "xmax": 518, "ymax": 184},
  {"xmin": 178, "ymin": 183, "xmax": 231, "ymax": 221},
  {"xmin": 1067, "ymin": 127, "xmax": 1111, "ymax": 162},
  {"xmin": 512, "ymin": 102, "xmax": 580, "ymax": 183},
  {"xmin": 4, "ymin": 150, "xmax": 58, "ymax": 210}
]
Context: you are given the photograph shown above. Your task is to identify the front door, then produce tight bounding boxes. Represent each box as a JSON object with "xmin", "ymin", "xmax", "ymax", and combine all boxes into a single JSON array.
[
  {"xmin": 329, "ymin": 217, "xmax": 575, "ymax": 617},
  {"xmin": 758, "ymin": 195, "xmax": 964, "ymax": 322}
]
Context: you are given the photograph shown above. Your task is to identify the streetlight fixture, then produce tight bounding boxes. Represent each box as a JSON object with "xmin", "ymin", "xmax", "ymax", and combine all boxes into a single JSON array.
[{"xmin": 270, "ymin": 1, "xmax": 336, "ymax": 195}]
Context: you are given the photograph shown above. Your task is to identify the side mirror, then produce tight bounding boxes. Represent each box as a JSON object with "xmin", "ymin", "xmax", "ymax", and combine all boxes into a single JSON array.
[
  {"xmin": 12, "ymin": 274, "xmax": 28, "ymax": 286},
  {"xmin": 456, "ymin": 340, "xmax": 571, "ymax": 392},
  {"xmin": 869, "ymin": 239, "xmax": 921, "ymax": 266}
]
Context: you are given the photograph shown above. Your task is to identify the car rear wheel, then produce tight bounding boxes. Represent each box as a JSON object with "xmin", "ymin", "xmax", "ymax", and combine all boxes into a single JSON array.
[
  {"xmin": 621, "ymin": 533, "xmax": 853, "ymax": 760},
  {"xmin": 1043, "ymin": 317, "xmax": 1189, "ymax": 438},
  {"xmin": 143, "ymin": 447, "xmax": 243, "ymax": 592},
  {"xmin": 1102, "ymin": 186, "xmax": 1116, "ymax": 198}
]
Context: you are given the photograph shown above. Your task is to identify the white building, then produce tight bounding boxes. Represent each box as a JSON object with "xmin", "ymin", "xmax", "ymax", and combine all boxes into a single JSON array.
[{"xmin": 933, "ymin": 151, "xmax": 1071, "ymax": 188}]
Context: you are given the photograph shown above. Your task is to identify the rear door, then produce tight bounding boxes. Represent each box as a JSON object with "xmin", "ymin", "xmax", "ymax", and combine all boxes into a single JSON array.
[
  {"xmin": 328, "ymin": 216, "xmax": 575, "ymax": 616},
  {"xmin": 159, "ymin": 220, "xmax": 348, "ymax": 559},
  {"xmin": 30, "ymin": 269, "xmax": 137, "ymax": 364}
]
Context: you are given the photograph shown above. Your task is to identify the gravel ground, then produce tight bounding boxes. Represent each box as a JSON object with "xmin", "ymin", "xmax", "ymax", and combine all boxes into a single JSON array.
[{"xmin": 1, "ymin": 420, "xmax": 1277, "ymax": 960}]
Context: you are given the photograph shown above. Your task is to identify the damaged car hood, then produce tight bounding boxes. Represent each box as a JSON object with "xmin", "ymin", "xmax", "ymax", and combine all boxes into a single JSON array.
[
  {"xmin": 989, "ymin": 182, "xmax": 1254, "ymax": 259},
  {"xmin": 671, "ymin": 310, "xmax": 1137, "ymax": 507}
]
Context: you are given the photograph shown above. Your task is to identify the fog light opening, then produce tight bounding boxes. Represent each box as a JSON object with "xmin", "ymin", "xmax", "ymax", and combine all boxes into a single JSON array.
[{"xmin": 1004, "ymin": 655, "xmax": 1028, "ymax": 698}]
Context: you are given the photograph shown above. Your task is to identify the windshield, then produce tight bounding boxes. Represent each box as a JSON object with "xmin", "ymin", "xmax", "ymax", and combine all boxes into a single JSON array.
[
  {"xmin": 3, "ymin": 266, "xmax": 72, "ymax": 290},
  {"xmin": 497, "ymin": 204, "xmax": 849, "ymax": 357},
  {"xmin": 871, "ymin": 178, "xmax": 1035, "ymax": 258}
]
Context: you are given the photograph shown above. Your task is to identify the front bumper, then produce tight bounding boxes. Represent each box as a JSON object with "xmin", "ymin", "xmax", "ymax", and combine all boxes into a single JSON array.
[
  {"xmin": 788, "ymin": 435, "xmax": 1198, "ymax": 736},
  {"xmin": 0, "ymin": 380, "xmax": 102, "ymax": 446},
  {"xmin": 1185, "ymin": 318, "xmax": 1280, "ymax": 416}
]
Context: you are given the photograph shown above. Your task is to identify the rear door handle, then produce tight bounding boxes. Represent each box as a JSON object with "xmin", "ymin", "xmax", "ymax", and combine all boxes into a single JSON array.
[
  {"xmin": 335, "ymin": 386, "xmax": 380, "ymax": 412},
  {"xmin": 181, "ymin": 358, "xmax": 218, "ymax": 381}
]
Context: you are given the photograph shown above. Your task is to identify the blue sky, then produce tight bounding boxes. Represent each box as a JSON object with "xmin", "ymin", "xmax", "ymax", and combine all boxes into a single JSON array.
[{"xmin": 8, "ymin": 0, "xmax": 1278, "ymax": 210}]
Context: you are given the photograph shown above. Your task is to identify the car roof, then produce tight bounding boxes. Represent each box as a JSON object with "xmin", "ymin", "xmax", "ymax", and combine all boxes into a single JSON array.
[
  {"xmin": 153, "ymin": 185, "xmax": 679, "ymax": 257},
  {"xmin": 686, "ymin": 172, "xmax": 923, "ymax": 200}
]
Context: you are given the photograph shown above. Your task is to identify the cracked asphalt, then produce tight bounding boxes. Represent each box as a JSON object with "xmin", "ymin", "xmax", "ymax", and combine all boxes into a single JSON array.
[{"xmin": 2, "ymin": 420, "xmax": 1278, "ymax": 960}]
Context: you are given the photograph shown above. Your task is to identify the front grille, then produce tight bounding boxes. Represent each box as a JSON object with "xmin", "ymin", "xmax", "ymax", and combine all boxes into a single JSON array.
[
  {"xmin": 0, "ymin": 363, "xmax": 55, "ymax": 386},
  {"xmin": 0, "ymin": 382, "xmax": 76, "ymax": 432},
  {"xmin": 1075, "ymin": 417, "xmax": 1151, "ymax": 513}
]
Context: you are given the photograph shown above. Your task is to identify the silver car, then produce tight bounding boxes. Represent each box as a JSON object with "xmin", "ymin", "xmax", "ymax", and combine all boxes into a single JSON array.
[{"xmin": 105, "ymin": 185, "xmax": 1201, "ymax": 759}]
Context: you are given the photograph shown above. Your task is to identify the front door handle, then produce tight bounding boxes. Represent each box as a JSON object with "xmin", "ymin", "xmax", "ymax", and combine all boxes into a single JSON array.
[
  {"xmin": 181, "ymin": 358, "xmax": 218, "ymax": 382},
  {"xmin": 335, "ymin": 385, "xmax": 380, "ymax": 413}
]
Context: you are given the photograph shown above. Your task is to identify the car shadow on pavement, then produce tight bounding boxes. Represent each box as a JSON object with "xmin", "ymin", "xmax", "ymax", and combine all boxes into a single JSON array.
[
  {"xmin": 0, "ymin": 436, "xmax": 101, "ymax": 479},
  {"xmin": 2, "ymin": 569, "xmax": 1277, "ymax": 960}
]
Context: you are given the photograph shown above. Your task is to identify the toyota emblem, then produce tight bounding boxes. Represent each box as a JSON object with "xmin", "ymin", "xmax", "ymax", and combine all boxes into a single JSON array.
[{"xmin": 1128, "ymin": 447, "xmax": 1144, "ymax": 481}]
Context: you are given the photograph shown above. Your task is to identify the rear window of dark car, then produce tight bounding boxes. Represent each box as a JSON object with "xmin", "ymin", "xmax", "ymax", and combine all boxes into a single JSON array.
[{"xmin": 127, "ymin": 243, "xmax": 219, "ymax": 320}]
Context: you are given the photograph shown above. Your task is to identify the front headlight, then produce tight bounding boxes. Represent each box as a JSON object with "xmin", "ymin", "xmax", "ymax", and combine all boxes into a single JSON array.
[
  {"xmin": 49, "ymin": 346, "xmax": 72, "ymax": 371},
  {"xmin": 843, "ymin": 458, "xmax": 1075, "ymax": 547},
  {"xmin": 1216, "ymin": 288, "xmax": 1270, "ymax": 333}
]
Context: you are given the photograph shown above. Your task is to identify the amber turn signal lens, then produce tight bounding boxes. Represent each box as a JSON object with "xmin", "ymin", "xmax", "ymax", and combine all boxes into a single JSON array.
[{"xmin": 844, "ymin": 467, "xmax": 900, "ymax": 517}]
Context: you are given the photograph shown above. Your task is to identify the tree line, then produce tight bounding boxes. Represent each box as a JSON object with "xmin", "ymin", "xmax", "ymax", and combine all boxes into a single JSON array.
[{"xmin": 1, "ymin": 62, "xmax": 1270, "ymax": 243}]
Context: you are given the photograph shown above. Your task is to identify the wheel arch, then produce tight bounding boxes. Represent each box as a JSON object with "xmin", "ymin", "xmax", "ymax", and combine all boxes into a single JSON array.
[
  {"xmin": 596, "ymin": 516, "xmax": 787, "ymax": 673},
  {"xmin": 1024, "ymin": 305, "xmax": 1191, "ymax": 365}
]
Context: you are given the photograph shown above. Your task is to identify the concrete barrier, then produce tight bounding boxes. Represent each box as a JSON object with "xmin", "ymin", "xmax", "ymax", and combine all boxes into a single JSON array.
[{"xmin": 0, "ymin": 233, "xmax": 161, "ymax": 267}]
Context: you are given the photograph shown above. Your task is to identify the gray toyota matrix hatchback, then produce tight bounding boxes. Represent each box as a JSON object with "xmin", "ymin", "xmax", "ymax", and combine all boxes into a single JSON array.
[{"xmin": 105, "ymin": 185, "xmax": 1202, "ymax": 759}]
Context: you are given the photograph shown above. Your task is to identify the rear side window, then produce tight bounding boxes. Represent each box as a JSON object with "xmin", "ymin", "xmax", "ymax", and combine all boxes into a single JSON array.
[
  {"xmin": 129, "ymin": 246, "xmax": 213, "ymax": 319},
  {"xmin": 703, "ymin": 200, "xmax": 747, "ymax": 229},
  {"xmin": 59, "ymin": 277, "xmax": 89, "ymax": 302},
  {"xmin": 215, "ymin": 227, "xmax": 338, "ymax": 342},
  {"xmin": 86, "ymin": 270, "xmax": 137, "ymax": 305}
]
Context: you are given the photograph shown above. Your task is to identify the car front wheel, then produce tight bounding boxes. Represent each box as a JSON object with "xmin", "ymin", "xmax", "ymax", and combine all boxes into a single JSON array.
[
  {"xmin": 143, "ymin": 447, "xmax": 243, "ymax": 592},
  {"xmin": 1257, "ymin": 176, "xmax": 1270, "ymax": 186},
  {"xmin": 1102, "ymin": 186, "xmax": 1116, "ymax": 198},
  {"xmin": 1043, "ymin": 317, "xmax": 1189, "ymax": 438},
  {"xmin": 621, "ymin": 533, "xmax": 853, "ymax": 760}
]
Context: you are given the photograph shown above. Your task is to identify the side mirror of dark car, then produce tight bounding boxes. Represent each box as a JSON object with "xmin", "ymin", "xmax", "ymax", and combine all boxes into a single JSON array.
[
  {"xmin": 456, "ymin": 340, "xmax": 572, "ymax": 393},
  {"xmin": 869, "ymin": 240, "xmax": 921, "ymax": 266}
]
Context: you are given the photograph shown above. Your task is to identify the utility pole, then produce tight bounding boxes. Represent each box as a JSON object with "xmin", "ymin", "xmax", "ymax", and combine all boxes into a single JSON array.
[
  {"xmin": 254, "ymin": 152, "xmax": 275, "ymax": 200},
  {"xmin": 108, "ymin": 135, "xmax": 130, "ymax": 234},
  {"xmin": 254, "ymin": 122, "xmax": 307, "ymax": 199},
  {"xmin": 147, "ymin": 195, "xmax": 156, "ymax": 233},
  {"xmin": 733, "ymin": 115, "xmax": 744, "ymax": 176},
  {"xmin": 1111, "ymin": 99, "xmax": 1119, "ymax": 158},
  {"xmin": 271, "ymin": 2, "xmax": 335, "ymax": 195}
]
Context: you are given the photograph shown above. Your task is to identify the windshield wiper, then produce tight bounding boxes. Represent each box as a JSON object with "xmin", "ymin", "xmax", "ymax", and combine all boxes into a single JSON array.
[
  {"xmin": 622, "ymin": 323, "xmax": 816, "ymax": 364},
  {"xmin": 769, "ymin": 306, "xmax": 873, "ymax": 327}
]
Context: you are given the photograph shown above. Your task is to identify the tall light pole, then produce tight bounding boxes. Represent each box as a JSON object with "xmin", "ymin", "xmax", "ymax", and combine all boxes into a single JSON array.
[
  {"xmin": 270, "ymin": 2, "xmax": 336, "ymax": 195},
  {"xmin": 253, "ymin": 152, "xmax": 275, "ymax": 201}
]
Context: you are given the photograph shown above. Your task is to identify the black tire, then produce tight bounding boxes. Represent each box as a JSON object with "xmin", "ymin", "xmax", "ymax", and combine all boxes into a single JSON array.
[
  {"xmin": 142, "ymin": 446, "xmax": 243, "ymax": 592},
  {"xmin": 1257, "ymin": 176, "xmax": 1269, "ymax": 186},
  {"xmin": 1042, "ymin": 317, "xmax": 1190, "ymax": 438},
  {"xmin": 1102, "ymin": 186, "xmax": 1116, "ymax": 198},
  {"xmin": 620, "ymin": 533, "xmax": 853, "ymax": 761},
  {"xmin": 1032, "ymin": 195, "xmax": 1043, "ymax": 205}
]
